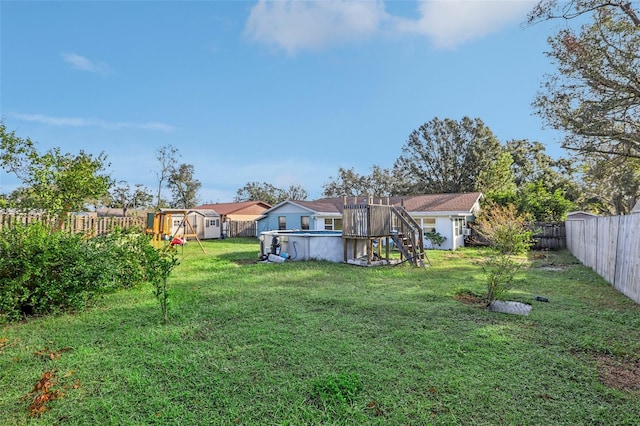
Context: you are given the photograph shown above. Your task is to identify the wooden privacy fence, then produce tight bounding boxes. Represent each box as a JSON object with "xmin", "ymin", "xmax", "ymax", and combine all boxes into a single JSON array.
[
  {"xmin": 468, "ymin": 222, "xmax": 566, "ymax": 250},
  {"xmin": 531, "ymin": 222, "xmax": 566, "ymax": 250},
  {"xmin": 0, "ymin": 213, "xmax": 145, "ymax": 236},
  {"xmin": 566, "ymin": 215, "xmax": 640, "ymax": 304},
  {"xmin": 228, "ymin": 220, "xmax": 257, "ymax": 238}
]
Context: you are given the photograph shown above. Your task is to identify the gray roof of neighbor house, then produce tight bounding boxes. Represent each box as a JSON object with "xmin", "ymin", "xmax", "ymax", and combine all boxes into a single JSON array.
[{"xmin": 266, "ymin": 193, "xmax": 483, "ymax": 215}]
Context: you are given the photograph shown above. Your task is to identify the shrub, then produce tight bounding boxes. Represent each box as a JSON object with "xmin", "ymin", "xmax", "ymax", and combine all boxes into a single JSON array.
[
  {"xmin": 425, "ymin": 231, "xmax": 446, "ymax": 247},
  {"xmin": 146, "ymin": 245, "xmax": 179, "ymax": 324},
  {"xmin": 474, "ymin": 202, "xmax": 534, "ymax": 255},
  {"xmin": 0, "ymin": 223, "xmax": 166, "ymax": 323},
  {"xmin": 483, "ymin": 254, "xmax": 524, "ymax": 304}
]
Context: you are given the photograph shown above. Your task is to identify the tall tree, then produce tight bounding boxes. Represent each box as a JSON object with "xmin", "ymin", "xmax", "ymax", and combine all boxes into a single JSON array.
[
  {"xmin": 235, "ymin": 181, "xmax": 308, "ymax": 204},
  {"xmin": 322, "ymin": 165, "xmax": 397, "ymax": 197},
  {"xmin": 505, "ymin": 139, "xmax": 579, "ymax": 200},
  {"xmin": 475, "ymin": 152, "xmax": 517, "ymax": 197},
  {"xmin": 168, "ymin": 163, "xmax": 201, "ymax": 208},
  {"xmin": 154, "ymin": 145, "xmax": 180, "ymax": 210},
  {"xmin": 518, "ymin": 181, "xmax": 575, "ymax": 221},
  {"xmin": 580, "ymin": 154, "xmax": 640, "ymax": 214},
  {"xmin": 109, "ymin": 181, "xmax": 154, "ymax": 216},
  {"xmin": 531, "ymin": 1, "xmax": 640, "ymax": 159},
  {"xmin": 1, "ymin": 122, "xmax": 112, "ymax": 228},
  {"xmin": 286, "ymin": 184, "xmax": 308, "ymax": 201},
  {"xmin": 393, "ymin": 117, "xmax": 503, "ymax": 194}
]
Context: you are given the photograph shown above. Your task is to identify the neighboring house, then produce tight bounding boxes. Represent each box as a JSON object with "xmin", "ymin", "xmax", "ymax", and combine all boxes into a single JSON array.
[
  {"xmin": 256, "ymin": 193, "xmax": 482, "ymax": 250},
  {"xmin": 195, "ymin": 201, "xmax": 271, "ymax": 222},
  {"xmin": 195, "ymin": 201, "xmax": 271, "ymax": 238},
  {"xmin": 633, "ymin": 200, "xmax": 640, "ymax": 214}
]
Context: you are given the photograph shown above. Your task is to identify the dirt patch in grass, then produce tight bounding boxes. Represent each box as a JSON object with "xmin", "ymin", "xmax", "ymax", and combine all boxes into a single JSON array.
[
  {"xmin": 454, "ymin": 291, "xmax": 486, "ymax": 307},
  {"xmin": 594, "ymin": 354, "xmax": 640, "ymax": 392},
  {"xmin": 540, "ymin": 266, "xmax": 568, "ymax": 272},
  {"xmin": 234, "ymin": 259, "xmax": 256, "ymax": 265}
]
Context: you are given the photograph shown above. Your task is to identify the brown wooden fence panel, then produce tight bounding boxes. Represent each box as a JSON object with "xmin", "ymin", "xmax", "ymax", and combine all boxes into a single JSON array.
[
  {"xmin": 228, "ymin": 220, "xmax": 257, "ymax": 238},
  {"xmin": 0, "ymin": 213, "xmax": 144, "ymax": 236},
  {"xmin": 531, "ymin": 222, "xmax": 566, "ymax": 250},
  {"xmin": 566, "ymin": 215, "xmax": 640, "ymax": 304}
]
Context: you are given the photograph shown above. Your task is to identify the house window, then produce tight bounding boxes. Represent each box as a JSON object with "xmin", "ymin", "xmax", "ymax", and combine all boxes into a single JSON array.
[
  {"xmin": 278, "ymin": 216, "xmax": 286, "ymax": 230},
  {"xmin": 301, "ymin": 216, "xmax": 310, "ymax": 230},
  {"xmin": 454, "ymin": 218, "xmax": 465, "ymax": 236},
  {"xmin": 421, "ymin": 218, "xmax": 436, "ymax": 233},
  {"xmin": 324, "ymin": 218, "xmax": 342, "ymax": 231}
]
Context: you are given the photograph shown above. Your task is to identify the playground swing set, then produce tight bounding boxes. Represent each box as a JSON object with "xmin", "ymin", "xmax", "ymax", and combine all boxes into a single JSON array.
[{"xmin": 145, "ymin": 210, "xmax": 205, "ymax": 253}]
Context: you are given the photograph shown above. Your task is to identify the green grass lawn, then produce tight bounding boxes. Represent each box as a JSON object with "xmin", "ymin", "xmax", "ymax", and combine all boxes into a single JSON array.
[{"xmin": 1, "ymin": 239, "xmax": 639, "ymax": 425}]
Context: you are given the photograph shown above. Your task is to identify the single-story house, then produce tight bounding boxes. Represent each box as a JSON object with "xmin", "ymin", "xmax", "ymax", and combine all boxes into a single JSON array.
[
  {"xmin": 256, "ymin": 193, "xmax": 482, "ymax": 250},
  {"xmin": 195, "ymin": 201, "xmax": 271, "ymax": 238},
  {"xmin": 195, "ymin": 201, "xmax": 271, "ymax": 222}
]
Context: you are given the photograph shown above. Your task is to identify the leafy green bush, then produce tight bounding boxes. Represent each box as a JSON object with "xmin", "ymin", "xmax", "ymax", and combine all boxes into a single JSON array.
[
  {"xmin": 146, "ymin": 245, "xmax": 180, "ymax": 324},
  {"xmin": 0, "ymin": 223, "xmax": 165, "ymax": 323},
  {"xmin": 475, "ymin": 202, "xmax": 534, "ymax": 255},
  {"xmin": 425, "ymin": 231, "xmax": 446, "ymax": 247},
  {"xmin": 483, "ymin": 254, "xmax": 524, "ymax": 304}
]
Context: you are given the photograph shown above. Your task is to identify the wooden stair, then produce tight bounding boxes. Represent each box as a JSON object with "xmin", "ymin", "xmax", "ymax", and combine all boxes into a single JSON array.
[{"xmin": 390, "ymin": 206, "xmax": 429, "ymax": 267}]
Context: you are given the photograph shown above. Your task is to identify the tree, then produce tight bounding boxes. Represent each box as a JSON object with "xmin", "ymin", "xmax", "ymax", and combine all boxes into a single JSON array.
[
  {"xmin": 322, "ymin": 165, "xmax": 397, "ymax": 197},
  {"xmin": 393, "ymin": 117, "xmax": 503, "ymax": 194},
  {"xmin": 154, "ymin": 145, "xmax": 180, "ymax": 210},
  {"xmin": 475, "ymin": 152, "xmax": 517, "ymax": 197},
  {"xmin": 518, "ymin": 181, "xmax": 575, "ymax": 221},
  {"xmin": 286, "ymin": 184, "xmax": 308, "ymax": 201},
  {"xmin": 235, "ymin": 181, "xmax": 308, "ymax": 205},
  {"xmin": 109, "ymin": 181, "xmax": 154, "ymax": 216},
  {"xmin": 167, "ymin": 163, "xmax": 201, "ymax": 208},
  {"xmin": 528, "ymin": 0, "xmax": 640, "ymax": 26},
  {"xmin": 1, "ymin": 122, "xmax": 112, "ymax": 228},
  {"xmin": 505, "ymin": 139, "xmax": 580, "ymax": 202},
  {"xmin": 579, "ymin": 154, "xmax": 640, "ymax": 214},
  {"xmin": 235, "ymin": 182, "xmax": 286, "ymax": 204},
  {"xmin": 531, "ymin": 1, "xmax": 640, "ymax": 159}
]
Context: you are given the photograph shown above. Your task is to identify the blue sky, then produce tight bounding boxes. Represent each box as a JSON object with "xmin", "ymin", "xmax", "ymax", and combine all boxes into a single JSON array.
[{"xmin": 1, "ymin": 0, "xmax": 570, "ymax": 203}]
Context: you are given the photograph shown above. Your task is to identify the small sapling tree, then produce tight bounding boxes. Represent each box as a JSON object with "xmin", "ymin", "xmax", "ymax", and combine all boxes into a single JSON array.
[
  {"xmin": 146, "ymin": 245, "xmax": 179, "ymax": 324},
  {"xmin": 475, "ymin": 202, "xmax": 532, "ymax": 304}
]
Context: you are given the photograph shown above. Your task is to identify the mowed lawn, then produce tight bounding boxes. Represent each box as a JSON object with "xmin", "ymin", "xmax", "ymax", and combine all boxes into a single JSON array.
[{"xmin": 1, "ymin": 239, "xmax": 639, "ymax": 425}]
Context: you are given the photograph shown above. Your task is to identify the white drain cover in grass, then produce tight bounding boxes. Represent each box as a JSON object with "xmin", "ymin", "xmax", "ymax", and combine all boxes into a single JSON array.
[{"xmin": 487, "ymin": 300, "xmax": 531, "ymax": 316}]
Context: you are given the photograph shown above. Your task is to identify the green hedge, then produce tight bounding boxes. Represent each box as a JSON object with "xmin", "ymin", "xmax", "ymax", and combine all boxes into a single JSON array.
[{"xmin": 0, "ymin": 223, "xmax": 160, "ymax": 323}]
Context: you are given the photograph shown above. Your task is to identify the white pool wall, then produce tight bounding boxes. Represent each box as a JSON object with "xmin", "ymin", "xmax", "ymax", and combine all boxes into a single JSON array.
[{"xmin": 261, "ymin": 230, "xmax": 355, "ymax": 262}]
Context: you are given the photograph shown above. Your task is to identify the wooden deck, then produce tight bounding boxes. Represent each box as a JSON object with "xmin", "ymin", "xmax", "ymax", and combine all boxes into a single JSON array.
[{"xmin": 341, "ymin": 197, "xmax": 427, "ymax": 267}]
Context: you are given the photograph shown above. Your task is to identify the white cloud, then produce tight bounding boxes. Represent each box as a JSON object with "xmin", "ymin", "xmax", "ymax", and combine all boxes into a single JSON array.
[
  {"xmin": 61, "ymin": 52, "xmax": 112, "ymax": 75},
  {"xmin": 395, "ymin": 0, "xmax": 536, "ymax": 49},
  {"xmin": 10, "ymin": 113, "xmax": 176, "ymax": 133},
  {"xmin": 245, "ymin": 0, "xmax": 389, "ymax": 54},
  {"xmin": 244, "ymin": 0, "xmax": 535, "ymax": 52}
]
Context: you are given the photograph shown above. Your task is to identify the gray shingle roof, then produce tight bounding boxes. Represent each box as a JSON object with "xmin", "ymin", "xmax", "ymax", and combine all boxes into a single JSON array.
[{"xmin": 287, "ymin": 193, "xmax": 482, "ymax": 214}]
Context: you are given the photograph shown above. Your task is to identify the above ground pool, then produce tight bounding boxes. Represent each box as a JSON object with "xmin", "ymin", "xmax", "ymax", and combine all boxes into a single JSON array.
[{"xmin": 259, "ymin": 230, "xmax": 345, "ymax": 262}]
